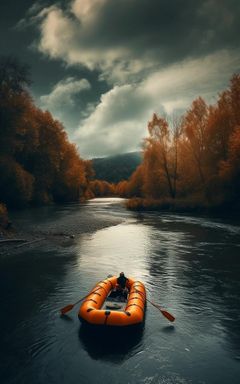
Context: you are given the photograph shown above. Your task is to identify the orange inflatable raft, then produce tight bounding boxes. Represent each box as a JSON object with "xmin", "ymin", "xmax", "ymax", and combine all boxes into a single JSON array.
[{"xmin": 78, "ymin": 276, "xmax": 146, "ymax": 326}]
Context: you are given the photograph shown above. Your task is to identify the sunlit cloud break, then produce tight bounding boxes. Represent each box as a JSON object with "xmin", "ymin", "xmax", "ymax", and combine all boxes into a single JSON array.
[{"xmin": 40, "ymin": 77, "xmax": 91, "ymax": 110}]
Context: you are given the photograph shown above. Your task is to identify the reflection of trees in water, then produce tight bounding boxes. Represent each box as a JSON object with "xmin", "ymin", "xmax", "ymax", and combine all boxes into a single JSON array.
[
  {"xmin": 0, "ymin": 248, "xmax": 76, "ymax": 329},
  {"xmin": 184, "ymin": 231, "xmax": 240, "ymax": 358},
  {"xmin": 146, "ymin": 218, "xmax": 240, "ymax": 358},
  {"xmin": 145, "ymin": 220, "xmax": 189, "ymax": 294},
  {"xmin": 78, "ymin": 323, "xmax": 144, "ymax": 363},
  {"xmin": 0, "ymin": 247, "xmax": 78, "ymax": 384}
]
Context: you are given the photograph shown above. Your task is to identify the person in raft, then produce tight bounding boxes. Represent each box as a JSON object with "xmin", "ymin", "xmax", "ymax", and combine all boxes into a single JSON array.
[{"xmin": 116, "ymin": 272, "xmax": 129, "ymax": 299}]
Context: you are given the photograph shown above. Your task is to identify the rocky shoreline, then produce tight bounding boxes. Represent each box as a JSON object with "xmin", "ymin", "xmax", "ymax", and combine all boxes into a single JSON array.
[{"xmin": 0, "ymin": 204, "xmax": 124, "ymax": 256}]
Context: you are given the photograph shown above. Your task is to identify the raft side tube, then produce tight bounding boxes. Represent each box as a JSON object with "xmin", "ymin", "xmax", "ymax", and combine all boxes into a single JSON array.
[{"xmin": 78, "ymin": 276, "xmax": 146, "ymax": 327}]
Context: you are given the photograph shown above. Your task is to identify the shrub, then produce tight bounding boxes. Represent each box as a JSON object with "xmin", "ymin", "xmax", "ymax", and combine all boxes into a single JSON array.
[{"xmin": 0, "ymin": 203, "xmax": 9, "ymax": 229}]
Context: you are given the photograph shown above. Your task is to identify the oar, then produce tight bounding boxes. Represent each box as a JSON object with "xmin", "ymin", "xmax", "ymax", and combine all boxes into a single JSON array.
[
  {"xmin": 60, "ymin": 286, "xmax": 102, "ymax": 315},
  {"xmin": 147, "ymin": 298, "xmax": 175, "ymax": 322},
  {"xmin": 135, "ymin": 289, "xmax": 175, "ymax": 322}
]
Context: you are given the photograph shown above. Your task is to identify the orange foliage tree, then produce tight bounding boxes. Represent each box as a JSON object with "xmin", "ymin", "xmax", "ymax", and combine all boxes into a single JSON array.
[
  {"xmin": 90, "ymin": 180, "xmax": 115, "ymax": 197},
  {"xmin": 120, "ymin": 74, "xmax": 240, "ymax": 211},
  {"xmin": 0, "ymin": 56, "xmax": 94, "ymax": 207}
]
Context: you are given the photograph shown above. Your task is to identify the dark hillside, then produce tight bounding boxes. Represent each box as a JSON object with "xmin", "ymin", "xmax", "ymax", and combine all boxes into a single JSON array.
[{"xmin": 92, "ymin": 152, "xmax": 142, "ymax": 183}]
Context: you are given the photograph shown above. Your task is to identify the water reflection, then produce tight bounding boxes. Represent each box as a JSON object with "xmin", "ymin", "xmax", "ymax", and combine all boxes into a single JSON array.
[
  {"xmin": 77, "ymin": 204, "xmax": 240, "ymax": 366},
  {"xmin": 161, "ymin": 325, "xmax": 175, "ymax": 333},
  {"xmin": 78, "ymin": 324, "xmax": 144, "ymax": 363},
  {"xmin": 145, "ymin": 213, "xmax": 240, "ymax": 361},
  {"xmin": 60, "ymin": 314, "xmax": 74, "ymax": 322},
  {"xmin": 76, "ymin": 222, "xmax": 151, "ymax": 281}
]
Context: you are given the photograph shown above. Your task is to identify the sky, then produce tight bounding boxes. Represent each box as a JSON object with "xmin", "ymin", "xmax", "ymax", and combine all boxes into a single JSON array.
[{"xmin": 0, "ymin": 0, "xmax": 240, "ymax": 158}]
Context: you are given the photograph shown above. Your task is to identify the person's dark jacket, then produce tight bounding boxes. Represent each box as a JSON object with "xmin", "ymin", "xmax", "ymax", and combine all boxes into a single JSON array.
[{"xmin": 117, "ymin": 275, "xmax": 128, "ymax": 289}]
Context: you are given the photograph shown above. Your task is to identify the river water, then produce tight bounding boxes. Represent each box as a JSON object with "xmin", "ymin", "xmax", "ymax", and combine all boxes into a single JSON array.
[{"xmin": 1, "ymin": 198, "xmax": 240, "ymax": 384}]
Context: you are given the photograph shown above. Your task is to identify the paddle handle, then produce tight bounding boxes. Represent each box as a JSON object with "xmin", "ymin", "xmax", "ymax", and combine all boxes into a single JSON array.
[
  {"xmin": 60, "ymin": 286, "xmax": 104, "ymax": 314},
  {"xmin": 73, "ymin": 286, "xmax": 103, "ymax": 305},
  {"xmin": 135, "ymin": 288, "xmax": 175, "ymax": 322}
]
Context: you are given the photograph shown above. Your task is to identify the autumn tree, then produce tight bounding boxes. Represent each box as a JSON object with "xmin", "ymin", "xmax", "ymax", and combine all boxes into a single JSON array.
[
  {"xmin": 126, "ymin": 164, "xmax": 144, "ymax": 197},
  {"xmin": 0, "ymin": 56, "xmax": 93, "ymax": 207},
  {"xmin": 115, "ymin": 180, "xmax": 129, "ymax": 197},
  {"xmin": 0, "ymin": 57, "xmax": 35, "ymax": 206},
  {"xmin": 181, "ymin": 97, "xmax": 210, "ymax": 187},
  {"xmin": 144, "ymin": 113, "xmax": 181, "ymax": 199},
  {"xmin": 90, "ymin": 180, "xmax": 115, "ymax": 197},
  {"xmin": 0, "ymin": 57, "xmax": 31, "ymax": 153},
  {"xmin": 121, "ymin": 74, "xmax": 240, "ymax": 211}
]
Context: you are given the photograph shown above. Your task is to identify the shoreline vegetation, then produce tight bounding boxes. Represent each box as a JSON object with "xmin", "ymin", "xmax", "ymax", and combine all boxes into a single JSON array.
[
  {"xmin": 0, "ymin": 203, "xmax": 10, "ymax": 233},
  {"xmin": 115, "ymin": 74, "xmax": 240, "ymax": 214},
  {"xmin": 0, "ymin": 56, "xmax": 94, "ymax": 212},
  {"xmin": 125, "ymin": 197, "xmax": 240, "ymax": 216},
  {"xmin": 1, "ymin": 55, "xmax": 240, "ymax": 239}
]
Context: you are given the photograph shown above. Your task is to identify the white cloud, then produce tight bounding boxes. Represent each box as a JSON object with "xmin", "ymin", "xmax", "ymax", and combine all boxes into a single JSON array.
[
  {"xmin": 74, "ymin": 83, "xmax": 152, "ymax": 157},
  {"xmin": 75, "ymin": 50, "xmax": 240, "ymax": 157},
  {"xmin": 36, "ymin": 4, "xmax": 128, "ymax": 72},
  {"xmin": 141, "ymin": 49, "xmax": 240, "ymax": 108},
  {"xmin": 71, "ymin": 0, "xmax": 107, "ymax": 22},
  {"xmin": 40, "ymin": 77, "xmax": 91, "ymax": 110}
]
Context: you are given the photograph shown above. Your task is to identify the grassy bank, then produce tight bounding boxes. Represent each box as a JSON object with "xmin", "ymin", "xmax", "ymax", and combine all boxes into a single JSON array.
[{"xmin": 126, "ymin": 197, "xmax": 240, "ymax": 215}]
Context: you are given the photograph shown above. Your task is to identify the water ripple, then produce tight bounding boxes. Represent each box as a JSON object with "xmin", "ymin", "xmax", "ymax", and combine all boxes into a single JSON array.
[{"xmin": 1, "ymin": 198, "xmax": 240, "ymax": 384}]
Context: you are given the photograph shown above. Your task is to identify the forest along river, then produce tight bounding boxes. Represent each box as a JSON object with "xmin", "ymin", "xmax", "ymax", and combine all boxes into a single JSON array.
[{"xmin": 0, "ymin": 198, "xmax": 240, "ymax": 384}]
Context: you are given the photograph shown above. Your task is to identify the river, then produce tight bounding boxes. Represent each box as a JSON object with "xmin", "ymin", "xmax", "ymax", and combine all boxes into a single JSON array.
[{"xmin": 0, "ymin": 198, "xmax": 240, "ymax": 384}]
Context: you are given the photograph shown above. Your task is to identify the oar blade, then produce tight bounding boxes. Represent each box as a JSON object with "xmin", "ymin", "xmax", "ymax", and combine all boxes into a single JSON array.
[
  {"xmin": 60, "ymin": 304, "xmax": 74, "ymax": 315},
  {"xmin": 160, "ymin": 309, "xmax": 175, "ymax": 322}
]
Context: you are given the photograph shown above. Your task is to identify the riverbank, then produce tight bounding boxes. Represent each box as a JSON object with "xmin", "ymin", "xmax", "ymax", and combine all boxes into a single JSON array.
[
  {"xmin": 0, "ymin": 202, "xmax": 124, "ymax": 256},
  {"xmin": 126, "ymin": 197, "xmax": 240, "ymax": 216}
]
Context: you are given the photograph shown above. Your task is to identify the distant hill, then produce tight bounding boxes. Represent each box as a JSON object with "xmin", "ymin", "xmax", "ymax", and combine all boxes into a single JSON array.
[{"xmin": 92, "ymin": 152, "xmax": 142, "ymax": 183}]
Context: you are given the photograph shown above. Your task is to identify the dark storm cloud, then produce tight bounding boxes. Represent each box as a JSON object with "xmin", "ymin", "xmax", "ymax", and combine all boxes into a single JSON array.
[
  {"xmin": 2, "ymin": 0, "xmax": 240, "ymax": 85},
  {"xmin": 33, "ymin": 0, "xmax": 240, "ymax": 83},
  {"xmin": 92, "ymin": 0, "xmax": 240, "ymax": 61}
]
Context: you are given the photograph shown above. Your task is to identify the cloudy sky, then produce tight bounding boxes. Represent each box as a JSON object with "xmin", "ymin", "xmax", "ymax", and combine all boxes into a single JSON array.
[{"xmin": 1, "ymin": 0, "xmax": 240, "ymax": 158}]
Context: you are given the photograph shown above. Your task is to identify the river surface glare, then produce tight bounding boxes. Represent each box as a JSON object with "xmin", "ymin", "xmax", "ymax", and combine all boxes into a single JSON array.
[{"xmin": 1, "ymin": 198, "xmax": 240, "ymax": 384}]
